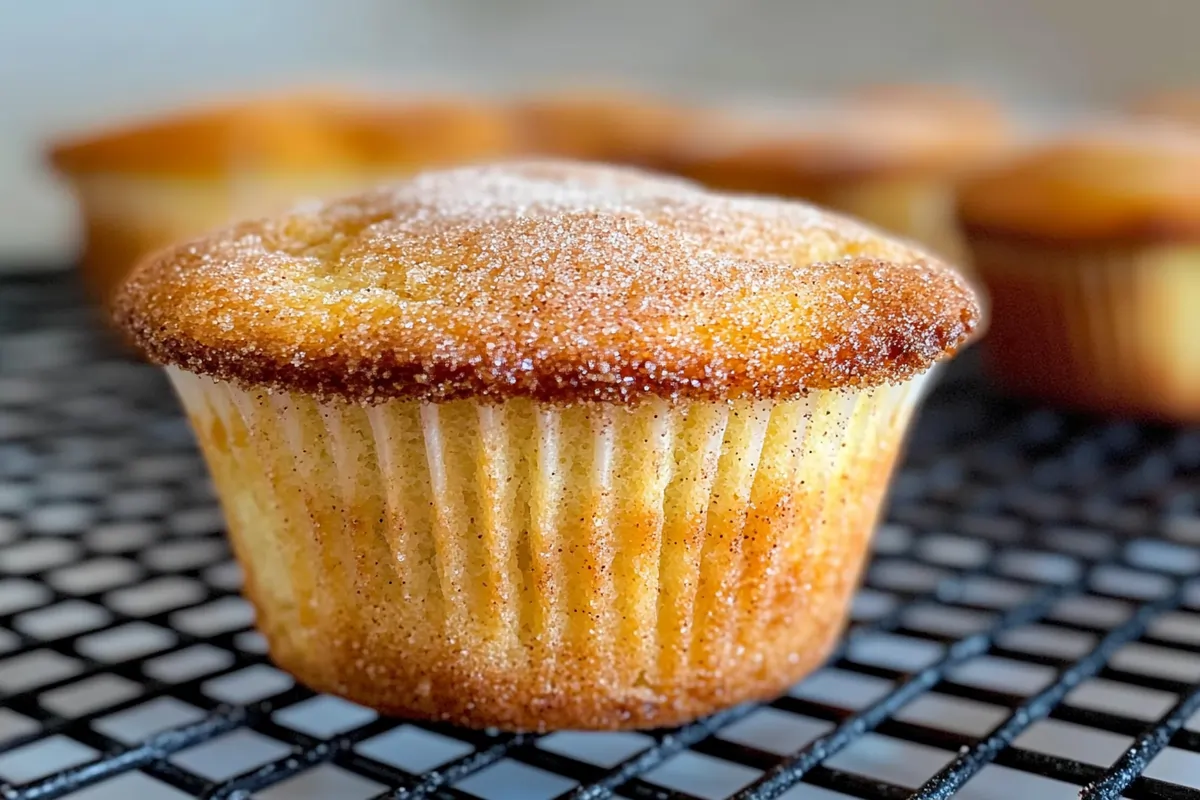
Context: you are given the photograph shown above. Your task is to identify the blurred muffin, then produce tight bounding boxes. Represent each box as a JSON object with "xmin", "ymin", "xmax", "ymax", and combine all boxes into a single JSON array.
[
  {"xmin": 115, "ymin": 161, "xmax": 979, "ymax": 731},
  {"xmin": 848, "ymin": 83, "xmax": 1008, "ymax": 123},
  {"xmin": 50, "ymin": 92, "xmax": 516, "ymax": 305},
  {"xmin": 512, "ymin": 88, "xmax": 692, "ymax": 168},
  {"xmin": 666, "ymin": 86, "xmax": 1012, "ymax": 263},
  {"xmin": 958, "ymin": 123, "xmax": 1200, "ymax": 420},
  {"xmin": 1129, "ymin": 88, "xmax": 1200, "ymax": 128}
]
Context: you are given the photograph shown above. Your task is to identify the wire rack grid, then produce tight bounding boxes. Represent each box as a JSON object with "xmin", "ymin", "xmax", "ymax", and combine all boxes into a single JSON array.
[{"xmin": 3, "ymin": 272, "xmax": 1200, "ymax": 800}]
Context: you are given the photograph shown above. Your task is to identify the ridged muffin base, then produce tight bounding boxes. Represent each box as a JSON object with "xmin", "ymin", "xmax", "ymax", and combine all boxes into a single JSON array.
[{"xmin": 171, "ymin": 368, "xmax": 929, "ymax": 730}]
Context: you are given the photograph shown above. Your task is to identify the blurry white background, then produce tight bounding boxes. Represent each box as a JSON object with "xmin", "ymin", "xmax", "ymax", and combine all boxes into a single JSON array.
[{"xmin": 2, "ymin": 0, "xmax": 1198, "ymax": 262}]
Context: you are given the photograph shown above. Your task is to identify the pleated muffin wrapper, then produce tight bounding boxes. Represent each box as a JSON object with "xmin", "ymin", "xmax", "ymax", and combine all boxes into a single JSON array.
[
  {"xmin": 169, "ymin": 366, "xmax": 933, "ymax": 731},
  {"xmin": 969, "ymin": 235, "xmax": 1200, "ymax": 422}
]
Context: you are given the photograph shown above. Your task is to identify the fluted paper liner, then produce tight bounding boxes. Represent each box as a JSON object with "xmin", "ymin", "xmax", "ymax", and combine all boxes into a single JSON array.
[
  {"xmin": 170, "ymin": 367, "xmax": 930, "ymax": 730},
  {"xmin": 972, "ymin": 238, "xmax": 1200, "ymax": 421}
]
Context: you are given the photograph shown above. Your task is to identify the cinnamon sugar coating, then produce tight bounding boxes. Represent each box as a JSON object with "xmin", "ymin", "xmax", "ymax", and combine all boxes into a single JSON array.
[{"xmin": 115, "ymin": 160, "xmax": 980, "ymax": 403}]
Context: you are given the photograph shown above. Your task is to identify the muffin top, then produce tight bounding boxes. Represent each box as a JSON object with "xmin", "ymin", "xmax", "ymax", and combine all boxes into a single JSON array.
[
  {"xmin": 667, "ymin": 91, "xmax": 1011, "ymax": 189},
  {"xmin": 115, "ymin": 160, "xmax": 980, "ymax": 404},
  {"xmin": 957, "ymin": 122, "xmax": 1200, "ymax": 241},
  {"xmin": 50, "ymin": 93, "xmax": 514, "ymax": 177}
]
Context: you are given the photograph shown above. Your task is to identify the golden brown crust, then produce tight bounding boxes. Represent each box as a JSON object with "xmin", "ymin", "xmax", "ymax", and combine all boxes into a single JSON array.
[
  {"xmin": 664, "ymin": 91, "xmax": 1012, "ymax": 191},
  {"xmin": 957, "ymin": 123, "xmax": 1200, "ymax": 243},
  {"xmin": 332, "ymin": 101, "xmax": 517, "ymax": 169},
  {"xmin": 115, "ymin": 160, "xmax": 980, "ymax": 403},
  {"xmin": 49, "ymin": 92, "xmax": 516, "ymax": 177}
]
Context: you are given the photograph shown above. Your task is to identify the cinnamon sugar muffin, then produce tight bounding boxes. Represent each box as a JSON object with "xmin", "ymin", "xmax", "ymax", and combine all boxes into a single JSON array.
[
  {"xmin": 115, "ymin": 161, "xmax": 980, "ymax": 731},
  {"xmin": 51, "ymin": 93, "xmax": 515, "ymax": 305},
  {"xmin": 667, "ymin": 89, "xmax": 1012, "ymax": 263},
  {"xmin": 958, "ymin": 123, "xmax": 1200, "ymax": 420}
]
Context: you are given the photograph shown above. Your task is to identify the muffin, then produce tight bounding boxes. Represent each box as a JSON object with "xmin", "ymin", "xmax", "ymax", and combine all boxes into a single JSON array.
[
  {"xmin": 666, "ymin": 88, "xmax": 1012, "ymax": 264},
  {"xmin": 957, "ymin": 124, "xmax": 1200, "ymax": 420},
  {"xmin": 848, "ymin": 83, "xmax": 1008, "ymax": 123},
  {"xmin": 114, "ymin": 161, "xmax": 980, "ymax": 731},
  {"xmin": 511, "ymin": 88, "xmax": 692, "ymax": 169},
  {"xmin": 1129, "ymin": 88, "xmax": 1200, "ymax": 128},
  {"xmin": 50, "ymin": 93, "xmax": 515, "ymax": 305}
]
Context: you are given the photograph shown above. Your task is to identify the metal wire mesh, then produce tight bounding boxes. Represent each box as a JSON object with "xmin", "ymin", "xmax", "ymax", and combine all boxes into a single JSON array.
[{"xmin": 2, "ymin": 272, "xmax": 1200, "ymax": 800}]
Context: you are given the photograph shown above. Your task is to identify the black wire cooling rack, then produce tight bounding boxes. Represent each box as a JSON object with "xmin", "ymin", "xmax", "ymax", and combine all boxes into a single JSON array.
[{"xmin": 3, "ymin": 271, "xmax": 1200, "ymax": 800}]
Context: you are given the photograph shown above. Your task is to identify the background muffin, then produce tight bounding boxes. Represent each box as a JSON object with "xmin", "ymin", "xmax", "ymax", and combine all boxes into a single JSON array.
[
  {"xmin": 114, "ymin": 160, "xmax": 979, "ymax": 731},
  {"xmin": 665, "ymin": 86, "xmax": 1012, "ymax": 265},
  {"xmin": 510, "ymin": 87, "xmax": 693, "ymax": 169},
  {"xmin": 1129, "ymin": 88, "xmax": 1200, "ymax": 128},
  {"xmin": 958, "ymin": 123, "xmax": 1200, "ymax": 420},
  {"xmin": 50, "ymin": 92, "xmax": 516, "ymax": 305}
]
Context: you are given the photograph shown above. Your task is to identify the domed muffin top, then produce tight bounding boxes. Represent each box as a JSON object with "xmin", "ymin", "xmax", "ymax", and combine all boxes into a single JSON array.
[
  {"xmin": 115, "ymin": 160, "xmax": 980, "ymax": 403},
  {"xmin": 49, "ymin": 93, "xmax": 514, "ymax": 177},
  {"xmin": 957, "ymin": 122, "xmax": 1200, "ymax": 242}
]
